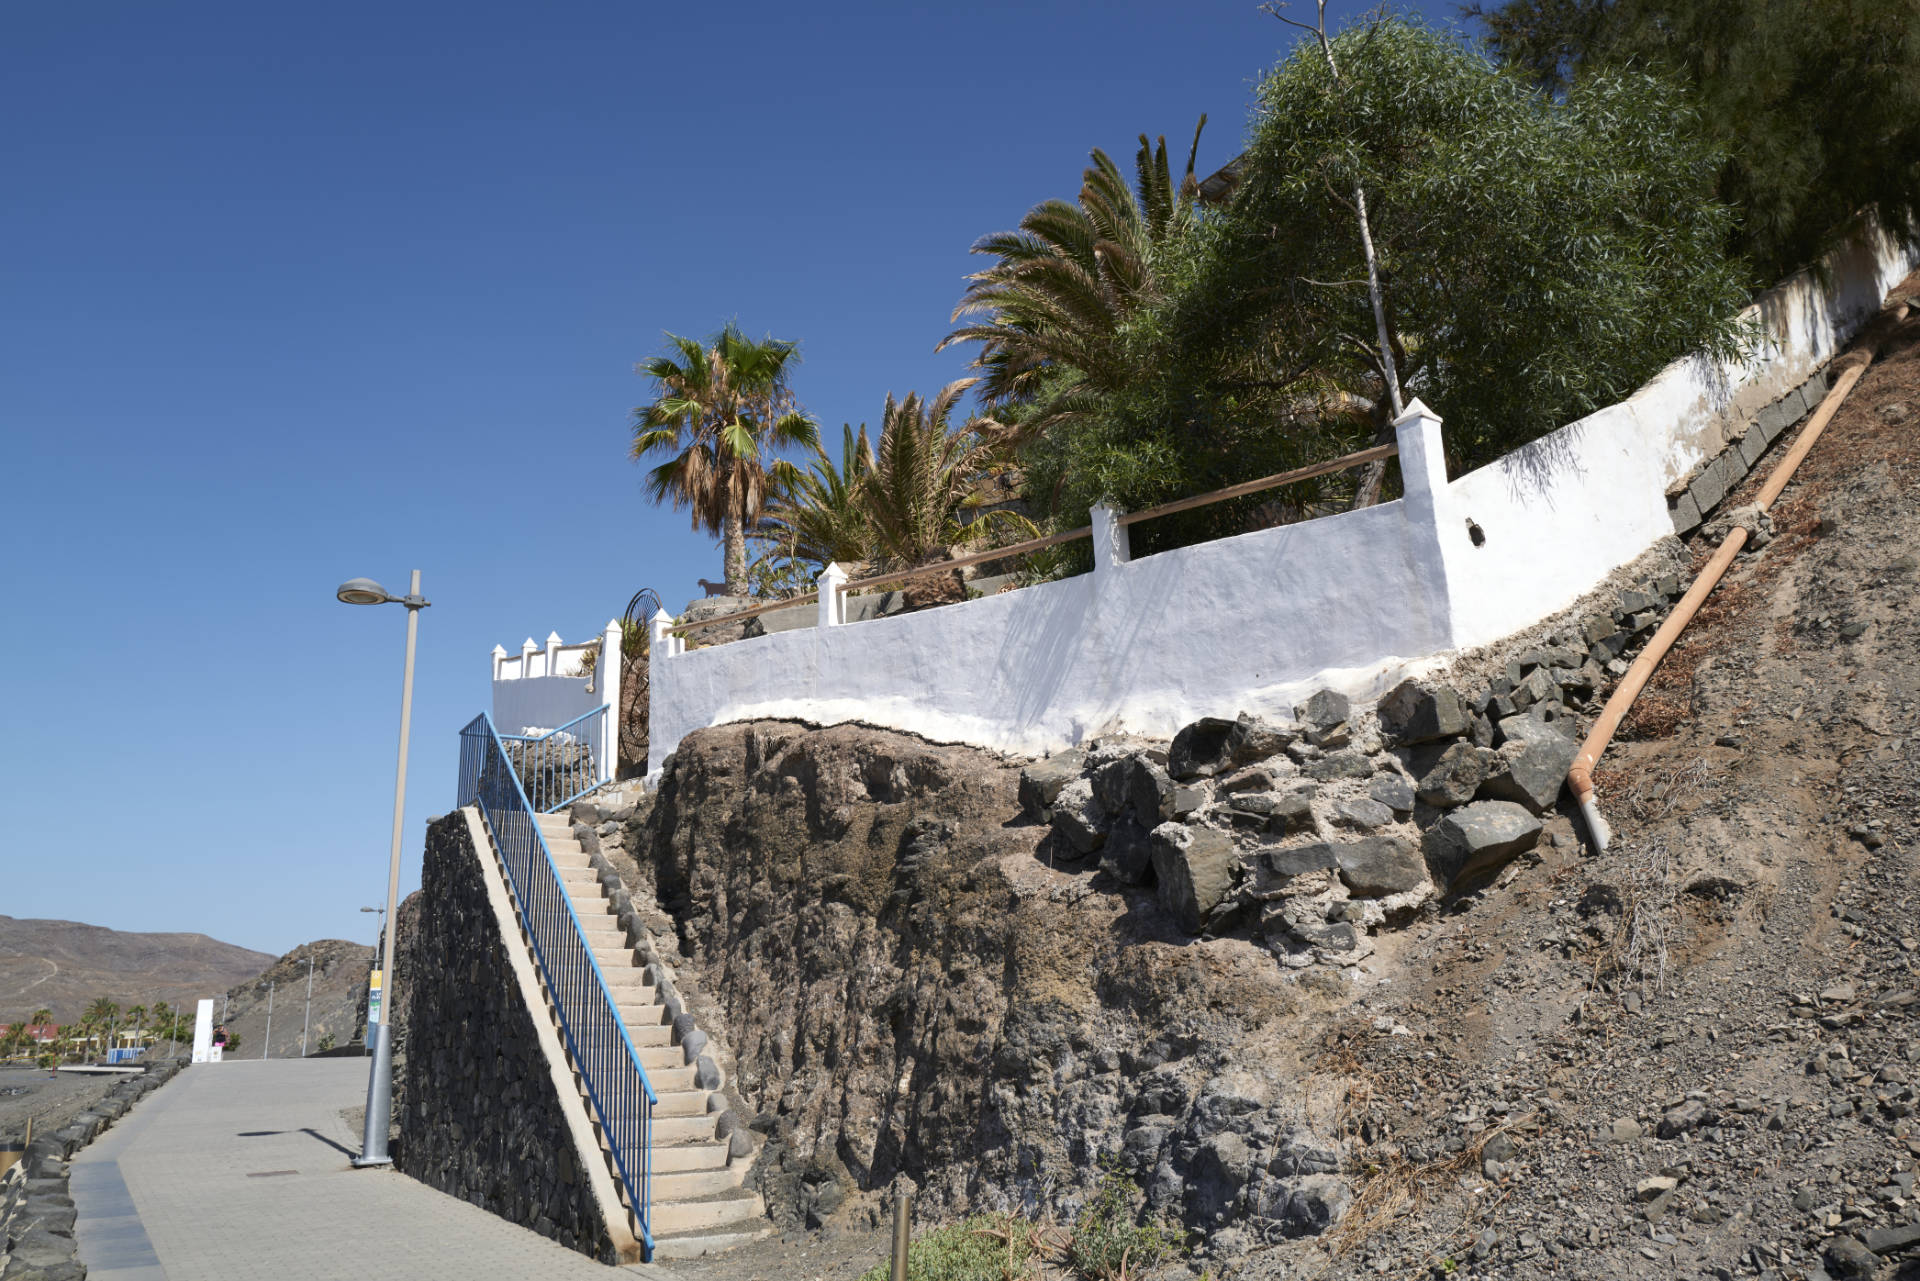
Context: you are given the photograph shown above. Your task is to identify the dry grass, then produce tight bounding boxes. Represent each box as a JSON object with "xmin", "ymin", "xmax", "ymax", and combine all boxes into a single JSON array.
[{"xmin": 1589, "ymin": 838, "xmax": 1676, "ymax": 1000}]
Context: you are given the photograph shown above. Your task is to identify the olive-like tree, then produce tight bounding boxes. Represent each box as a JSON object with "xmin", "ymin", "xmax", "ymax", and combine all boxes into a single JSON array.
[
  {"xmin": 1063, "ymin": 17, "xmax": 1751, "ymax": 547},
  {"xmin": 631, "ymin": 325, "xmax": 820, "ymax": 595}
]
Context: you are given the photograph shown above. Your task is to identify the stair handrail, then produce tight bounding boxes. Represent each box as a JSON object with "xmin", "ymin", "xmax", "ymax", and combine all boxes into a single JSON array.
[
  {"xmin": 496, "ymin": 703, "xmax": 610, "ymax": 813},
  {"xmin": 458, "ymin": 711, "xmax": 657, "ymax": 1257}
]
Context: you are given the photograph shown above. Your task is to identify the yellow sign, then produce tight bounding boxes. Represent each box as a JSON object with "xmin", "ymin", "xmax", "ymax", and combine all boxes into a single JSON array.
[{"xmin": 367, "ymin": 969, "xmax": 384, "ymax": 1025}]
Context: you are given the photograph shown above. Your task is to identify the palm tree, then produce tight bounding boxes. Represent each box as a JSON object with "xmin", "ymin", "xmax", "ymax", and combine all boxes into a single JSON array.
[
  {"xmin": 753, "ymin": 423, "xmax": 877, "ymax": 581},
  {"xmin": 863, "ymin": 380, "xmax": 1031, "ymax": 581},
  {"xmin": 29, "ymin": 1007, "xmax": 52, "ymax": 1028},
  {"xmin": 631, "ymin": 325, "xmax": 820, "ymax": 596},
  {"xmin": 938, "ymin": 119, "xmax": 1208, "ymax": 435}
]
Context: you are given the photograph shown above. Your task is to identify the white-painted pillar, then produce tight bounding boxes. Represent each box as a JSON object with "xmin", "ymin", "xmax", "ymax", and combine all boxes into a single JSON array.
[
  {"xmin": 521, "ymin": 636, "xmax": 539, "ymax": 680},
  {"xmin": 600, "ymin": 619, "xmax": 622, "ymax": 778},
  {"xmin": 817, "ymin": 562, "xmax": 848, "ymax": 628},
  {"xmin": 1090, "ymin": 503, "xmax": 1131, "ymax": 573},
  {"xmin": 649, "ymin": 609, "xmax": 681, "ymax": 658},
  {"xmin": 544, "ymin": 631, "xmax": 562, "ymax": 678},
  {"xmin": 490, "ymin": 644, "xmax": 506, "ymax": 681},
  {"xmin": 191, "ymin": 998, "xmax": 214, "ymax": 1063},
  {"xmin": 1393, "ymin": 398, "xmax": 1459, "ymax": 647}
]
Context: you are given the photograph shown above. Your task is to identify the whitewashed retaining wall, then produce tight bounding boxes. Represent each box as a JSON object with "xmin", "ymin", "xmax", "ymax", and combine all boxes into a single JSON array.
[
  {"xmin": 491, "ymin": 625, "xmax": 621, "ymax": 764},
  {"xmin": 647, "ymin": 219, "xmax": 1916, "ymax": 774}
]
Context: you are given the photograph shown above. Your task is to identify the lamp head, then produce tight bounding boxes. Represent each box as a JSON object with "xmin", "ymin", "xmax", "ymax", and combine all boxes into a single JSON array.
[{"xmin": 336, "ymin": 578, "xmax": 393, "ymax": 606}]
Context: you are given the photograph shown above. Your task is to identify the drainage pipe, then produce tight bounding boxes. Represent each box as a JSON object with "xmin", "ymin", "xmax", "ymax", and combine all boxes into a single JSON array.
[{"xmin": 1567, "ymin": 302, "xmax": 1909, "ymax": 851}]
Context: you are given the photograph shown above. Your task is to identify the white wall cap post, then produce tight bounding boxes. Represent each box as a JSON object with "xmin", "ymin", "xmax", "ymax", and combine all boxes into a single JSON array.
[
  {"xmin": 1391, "ymin": 397, "xmax": 1458, "ymax": 646},
  {"xmin": 817, "ymin": 562, "xmax": 848, "ymax": 628},
  {"xmin": 649, "ymin": 608, "xmax": 682, "ymax": 658},
  {"xmin": 491, "ymin": 644, "xmax": 507, "ymax": 680},
  {"xmin": 1089, "ymin": 502, "xmax": 1131, "ymax": 573},
  {"xmin": 545, "ymin": 631, "xmax": 563, "ymax": 676}
]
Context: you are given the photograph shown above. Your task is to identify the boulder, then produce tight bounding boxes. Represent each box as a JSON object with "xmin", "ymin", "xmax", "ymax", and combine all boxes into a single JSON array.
[
  {"xmin": 1303, "ymin": 751, "xmax": 1373, "ymax": 782},
  {"xmin": 1335, "ymin": 835, "xmax": 1427, "ymax": 897},
  {"xmin": 1377, "ymin": 679, "xmax": 1470, "ymax": 745},
  {"xmin": 1228, "ymin": 713, "xmax": 1295, "ymax": 764},
  {"xmin": 1477, "ymin": 731, "xmax": 1578, "ymax": 814},
  {"xmin": 1423, "ymin": 801, "xmax": 1541, "ymax": 888},
  {"xmin": 1332, "ymin": 797, "xmax": 1394, "ymax": 832},
  {"xmin": 1252, "ymin": 842, "xmax": 1340, "ymax": 895},
  {"xmin": 1415, "ymin": 741, "xmax": 1489, "ymax": 807},
  {"xmin": 1018, "ymin": 750, "xmax": 1086, "ymax": 821},
  {"xmin": 1099, "ymin": 818, "xmax": 1154, "ymax": 884},
  {"xmin": 1168, "ymin": 717, "xmax": 1237, "ymax": 780},
  {"xmin": 1126, "ymin": 756, "xmax": 1176, "ymax": 824},
  {"xmin": 1368, "ymin": 773, "xmax": 1415, "ymax": 815},
  {"xmin": 1049, "ymin": 777, "xmax": 1106, "ymax": 854},
  {"xmin": 1151, "ymin": 825, "xmax": 1239, "ymax": 933},
  {"xmin": 1188, "ymin": 1131, "xmax": 1257, "ymax": 1222},
  {"xmin": 1293, "ymin": 689, "xmax": 1351, "ymax": 748},
  {"xmin": 1260, "ymin": 1174, "xmax": 1352, "ymax": 1237}
]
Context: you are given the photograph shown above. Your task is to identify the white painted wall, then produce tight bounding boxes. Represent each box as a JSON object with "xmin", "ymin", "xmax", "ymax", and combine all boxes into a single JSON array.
[
  {"xmin": 649, "ymin": 415, "xmax": 1455, "ymax": 773},
  {"xmin": 647, "ymin": 218, "xmax": 1916, "ymax": 772},
  {"xmin": 1439, "ymin": 213, "xmax": 1917, "ymax": 647},
  {"xmin": 489, "ymin": 623, "xmax": 622, "ymax": 770}
]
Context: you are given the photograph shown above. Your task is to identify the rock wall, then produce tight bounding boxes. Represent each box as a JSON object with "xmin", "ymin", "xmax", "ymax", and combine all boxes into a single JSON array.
[
  {"xmin": 634, "ymin": 721, "xmax": 1359, "ymax": 1249},
  {"xmin": 396, "ymin": 814, "xmax": 617, "ymax": 1264}
]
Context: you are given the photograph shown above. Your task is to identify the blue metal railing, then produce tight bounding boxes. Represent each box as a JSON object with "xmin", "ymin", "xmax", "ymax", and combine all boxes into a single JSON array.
[
  {"xmin": 458, "ymin": 712, "xmax": 656, "ymax": 1257},
  {"xmin": 497, "ymin": 704, "xmax": 610, "ymax": 813}
]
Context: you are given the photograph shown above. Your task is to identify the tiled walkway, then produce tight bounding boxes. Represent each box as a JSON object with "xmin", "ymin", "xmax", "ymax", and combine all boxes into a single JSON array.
[{"xmin": 71, "ymin": 1058, "xmax": 624, "ymax": 1279}]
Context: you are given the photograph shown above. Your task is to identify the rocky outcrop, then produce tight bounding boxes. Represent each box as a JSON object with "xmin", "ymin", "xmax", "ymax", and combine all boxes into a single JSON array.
[
  {"xmin": 396, "ymin": 815, "xmax": 621, "ymax": 1263},
  {"xmin": 630, "ymin": 721, "xmax": 1360, "ymax": 1248}
]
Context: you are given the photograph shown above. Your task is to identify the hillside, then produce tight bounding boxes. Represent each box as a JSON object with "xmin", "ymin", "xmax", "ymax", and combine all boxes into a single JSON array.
[
  {"xmin": 0, "ymin": 915, "xmax": 274, "ymax": 1025},
  {"xmin": 214, "ymin": 938, "xmax": 375, "ymax": 1059}
]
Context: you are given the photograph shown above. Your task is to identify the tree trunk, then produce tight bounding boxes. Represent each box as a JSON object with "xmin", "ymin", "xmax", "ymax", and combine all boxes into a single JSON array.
[{"xmin": 722, "ymin": 510, "xmax": 749, "ymax": 595}]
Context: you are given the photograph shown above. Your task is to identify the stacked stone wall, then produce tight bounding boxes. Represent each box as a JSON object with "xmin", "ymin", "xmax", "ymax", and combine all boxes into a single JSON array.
[{"xmin": 395, "ymin": 814, "xmax": 617, "ymax": 1263}]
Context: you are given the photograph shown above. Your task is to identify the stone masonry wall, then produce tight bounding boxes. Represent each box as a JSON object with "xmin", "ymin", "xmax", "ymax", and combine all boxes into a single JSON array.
[{"xmin": 396, "ymin": 813, "xmax": 617, "ymax": 1264}]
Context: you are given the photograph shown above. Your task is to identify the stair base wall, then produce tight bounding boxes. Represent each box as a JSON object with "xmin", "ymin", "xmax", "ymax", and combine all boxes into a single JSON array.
[{"xmin": 396, "ymin": 810, "xmax": 641, "ymax": 1264}]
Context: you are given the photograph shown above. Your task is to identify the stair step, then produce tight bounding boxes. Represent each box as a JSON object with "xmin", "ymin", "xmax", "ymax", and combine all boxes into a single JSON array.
[
  {"xmin": 650, "ymin": 1114, "xmax": 721, "ymax": 1145},
  {"xmin": 649, "ymin": 1192, "xmax": 766, "ymax": 1239},
  {"xmin": 624, "ymin": 1022, "xmax": 673, "ymax": 1047},
  {"xmin": 642, "ymin": 1065, "xmax": 699, "ymax": 1092},
  {"xmin": 651, "ymin": 1165, "xmax": 745, "ymax": 1200},
  {"xmin": 650, "ymin": 1142, "xmax": 730, "ymax": 1174},
  {"xmin": 649, "ymin": 1227, "xmax": 775, "ymax": 1259},
  {"xmin": 637, "ymin": 1045, "xmax": 684, "ymax": 1072},
  {"xmin": 653, "ymin": 1090, "xmax": 713, "ymax": 1118}
]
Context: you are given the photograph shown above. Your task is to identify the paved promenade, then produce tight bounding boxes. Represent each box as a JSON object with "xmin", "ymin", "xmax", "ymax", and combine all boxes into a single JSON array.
[{"xmin": 71, "ymin": 1058, "xmax": 621, "ymax": 1279}]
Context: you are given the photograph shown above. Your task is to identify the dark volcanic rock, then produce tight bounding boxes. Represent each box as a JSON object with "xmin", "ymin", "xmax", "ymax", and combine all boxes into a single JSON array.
[
  {"xmin": 1421, "ymin": 801, "xmax": 1542, "ymax": 888},
  {"xmin": 1377, "ymin": 679, "xmax": 1470, "ymax": 745}
]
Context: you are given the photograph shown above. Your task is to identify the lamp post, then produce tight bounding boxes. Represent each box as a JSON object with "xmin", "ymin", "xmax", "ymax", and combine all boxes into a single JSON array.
[{"xmin": 336, "ymin": 571, "xmax": 429, "ymax": 1168}]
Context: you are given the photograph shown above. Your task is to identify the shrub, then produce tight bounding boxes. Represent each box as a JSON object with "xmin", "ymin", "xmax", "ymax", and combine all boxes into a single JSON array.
[{"xmin": 857, "ymin": 1213, "xmax": 1039, "ymax": 1281}]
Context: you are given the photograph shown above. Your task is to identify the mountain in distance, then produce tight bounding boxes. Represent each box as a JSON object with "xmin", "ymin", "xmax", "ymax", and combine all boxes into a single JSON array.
[{"xmin": 0, "ymin": 914, "xmax": 276, "ymax": 1025}]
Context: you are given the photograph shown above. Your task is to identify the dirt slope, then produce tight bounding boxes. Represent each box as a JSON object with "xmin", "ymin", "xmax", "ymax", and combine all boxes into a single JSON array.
[{"xmin": 1237, "ymin": 291, "xmax": 1920, "ymax": 1280}]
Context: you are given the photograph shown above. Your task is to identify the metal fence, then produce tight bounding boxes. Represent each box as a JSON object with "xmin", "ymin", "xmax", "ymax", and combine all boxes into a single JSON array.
[
  {"xmin": 458, "ymin": 712, "xmax": 656, "ymax": 1257},
  {"xmin": 497, "ymin": 704, "xmax": 608, "ymax": 813}
]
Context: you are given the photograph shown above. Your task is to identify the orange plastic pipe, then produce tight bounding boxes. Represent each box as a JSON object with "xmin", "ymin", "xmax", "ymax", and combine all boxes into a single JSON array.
[{"xmin": 1567, "ymin": 303, "xmax": 1906, "ymax": 850}]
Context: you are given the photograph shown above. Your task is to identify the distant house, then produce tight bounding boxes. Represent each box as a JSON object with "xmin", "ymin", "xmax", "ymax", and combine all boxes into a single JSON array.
[{"xmin": 23, "ymin": 1024, "xmax": 58, "ymax": 1044}]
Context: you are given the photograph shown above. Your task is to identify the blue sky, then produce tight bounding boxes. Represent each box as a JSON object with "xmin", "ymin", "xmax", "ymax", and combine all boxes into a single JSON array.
[{"xmin": 0, "ymin": 0, "xmax": 1457, "ymax": 960}]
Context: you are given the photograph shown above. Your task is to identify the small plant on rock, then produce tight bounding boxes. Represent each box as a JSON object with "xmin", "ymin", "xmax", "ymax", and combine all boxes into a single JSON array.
[{"xmin": 1064, "ymin": 1159, "xmax": 1186, "ymax": 1281}]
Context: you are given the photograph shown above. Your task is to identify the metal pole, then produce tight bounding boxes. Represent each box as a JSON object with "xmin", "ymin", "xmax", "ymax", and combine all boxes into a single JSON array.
[
  {"xmin": 356, "ymin": 569, "xmax": 419, "ymax": 1168},
  {"xmin": 263, "ymin": 983, "xmax": 274, "ymax": 1059},
  {"xmin": 301, "ymin": 954, "xmax": 314, "ymax": 1058},
  {"xmin": 890, "ymin": 1189, "xmax": 911, "ymax": 1281}
]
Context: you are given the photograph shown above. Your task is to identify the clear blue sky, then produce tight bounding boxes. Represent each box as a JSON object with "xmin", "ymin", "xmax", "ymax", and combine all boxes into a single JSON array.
[{"xmin": 1, "ymin": 0, "xmax": 1458, "ymax": 959}]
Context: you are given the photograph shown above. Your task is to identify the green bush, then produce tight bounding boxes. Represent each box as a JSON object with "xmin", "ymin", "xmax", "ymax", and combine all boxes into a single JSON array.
[
  {"xmin": 857, "ymin": 1213, "xmax": 1038, "ymax": 1281},
  {"xmin": 1064, "ymin": 1164, "xmax": 1184, "ymax": 1281}
]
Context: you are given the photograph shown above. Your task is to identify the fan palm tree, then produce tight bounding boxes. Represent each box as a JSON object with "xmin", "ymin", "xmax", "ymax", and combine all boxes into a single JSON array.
[
  {"xmin": 631, "ymin": 325, "xmax": 820, "ymax": 596},
  {"xmin": 753, "ymin": 423, "xmax": 876, "ymax": 579},
  {"xmin": 863, "ymin": 380, "xmax": 1031, "ymax": 576},
  {"xmin": 938, "ymin": 118, "xmax": 1208, "ymax": 435}
]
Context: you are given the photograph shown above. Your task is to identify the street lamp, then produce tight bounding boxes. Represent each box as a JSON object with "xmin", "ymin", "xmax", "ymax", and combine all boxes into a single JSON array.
[{"xmin": 336, "ymin": 570, "xmax": 429, "ymax": 1168}]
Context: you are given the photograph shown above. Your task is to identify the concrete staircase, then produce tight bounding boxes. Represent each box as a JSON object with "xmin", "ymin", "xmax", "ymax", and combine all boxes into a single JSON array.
[{"xmin": 531, "ymin": 811, "xmax": 769, "ymax": 1257}]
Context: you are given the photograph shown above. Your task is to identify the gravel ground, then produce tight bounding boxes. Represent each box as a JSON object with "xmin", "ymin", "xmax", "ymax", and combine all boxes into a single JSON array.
[{"xmin": 0, "ymin": 1065, "xmax": 125, "ymax": 1145}]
